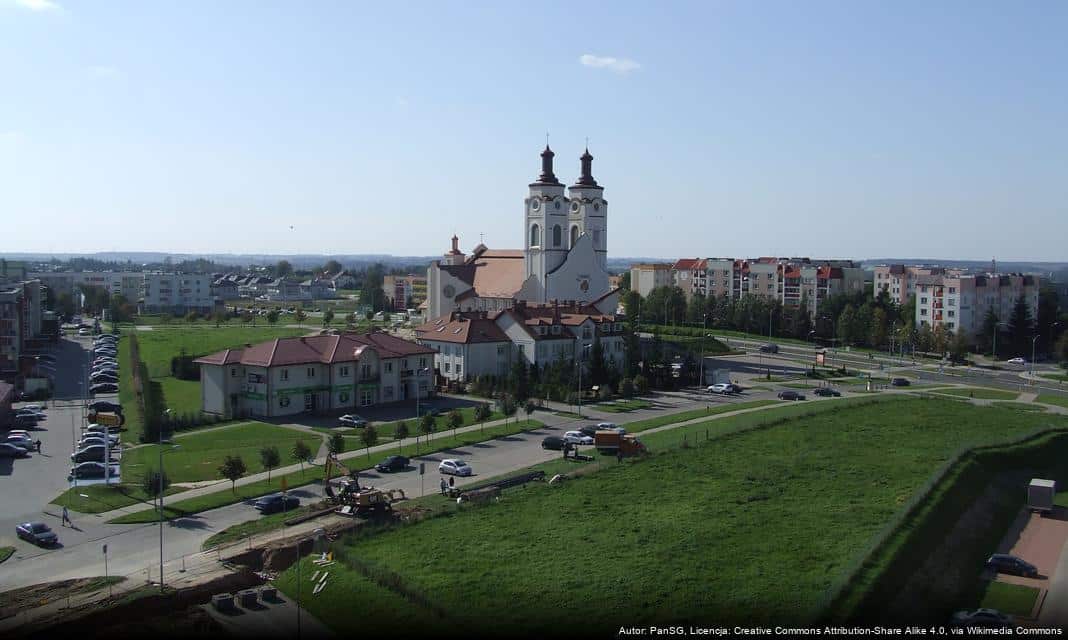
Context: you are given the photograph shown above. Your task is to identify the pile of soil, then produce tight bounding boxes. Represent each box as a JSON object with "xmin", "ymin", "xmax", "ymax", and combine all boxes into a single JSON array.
[{"xmin": 0, "ymin": 577, "xmax": 123, "ymax": 618}]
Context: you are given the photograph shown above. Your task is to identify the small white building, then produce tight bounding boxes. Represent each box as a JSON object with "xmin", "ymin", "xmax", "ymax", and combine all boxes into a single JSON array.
[
  {"xmin": 195, "ymin": 330, "xmax": 435, "ymax": 419},
  {"xmin": 142, "ymin": 273, "xmax": 214, "ymax": 315}
]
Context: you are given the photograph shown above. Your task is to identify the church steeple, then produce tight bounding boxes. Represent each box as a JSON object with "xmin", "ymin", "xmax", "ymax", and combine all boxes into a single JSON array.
[
  {"xmin": 530, "ymin": 145, "xmax": 562, "ymax": 186},
  {"xmin": 573, "ymin": 147, "xmax": 598, "ymax": 187}
]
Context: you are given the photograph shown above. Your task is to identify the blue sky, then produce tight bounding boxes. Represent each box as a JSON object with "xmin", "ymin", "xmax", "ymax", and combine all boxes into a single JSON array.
[{"xmin": 2, "ymin": 0, "xmax": 1065, "ymax": 261}]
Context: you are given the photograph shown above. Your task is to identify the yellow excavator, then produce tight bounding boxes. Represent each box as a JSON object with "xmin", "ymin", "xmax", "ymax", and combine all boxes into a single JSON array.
[{"xmin": 322, "ymin": 453, "xmax": 406, "ymax": 516}]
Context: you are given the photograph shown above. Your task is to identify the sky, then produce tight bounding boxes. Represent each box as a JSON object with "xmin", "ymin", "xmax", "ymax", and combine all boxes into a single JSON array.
[{"xmin": 1, "ymin": 0, "xmax": 1066, "ymax": 261}]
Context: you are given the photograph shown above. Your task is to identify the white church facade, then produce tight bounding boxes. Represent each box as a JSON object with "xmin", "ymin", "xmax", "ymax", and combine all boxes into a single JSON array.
[{"xmin": 427, "ymin": 146, "xmax": 619, "ymax": 320}]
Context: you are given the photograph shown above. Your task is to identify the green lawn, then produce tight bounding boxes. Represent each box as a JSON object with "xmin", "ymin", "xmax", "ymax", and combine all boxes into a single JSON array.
[
  {"xmin": 990, "ymin": 401, "xmax": 1046, "ymax": 412},
  {"xmin": 0, "ymin": 547, "xmax": 13, "ymax": 564},
  {"xmin": 314, "ymin": 406, "xmax": 505, "ymax": 439},
  {"xmin": 931, "ymin": 387, "xmax": 1018, "ymax": 400},
  {"xmin": 287, "ymin": 397, "xmax": 1061, "ymax": 632},
  {"xmin": 594, "ymin": 399, "xmax": 653, "ymax": 413},
  {"xmin": 121, "ymin": 421, "xmax": 314, "ymax": 485},
  {"xmin": 1038, "ymin": 395, "xmax": 1068, "ymax": 409},
  {"xmin": 623, "ymin": 400, "xmax": 779, "ymax": 434},
  {"xmin": 200, "ymin": 503, "xmax": 322, "ymax": 550},
  {"xmin": 51, "ymin": 482, "xmax": 188, "ymax": 515},
  {"xmin": 1039, "ymin": 373, "xmax": 1068, "ymax": 382},
  {"xmin": 979, "ymin": 581, "xmax": 1040, "ymax": 617},
  {"xmin": 1056, "ymin": 492, "xmax": 1068, "ymax": 508}
]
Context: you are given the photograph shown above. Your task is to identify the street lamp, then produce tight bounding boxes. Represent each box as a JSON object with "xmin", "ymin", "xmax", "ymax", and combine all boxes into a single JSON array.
[
  {"xmin": 1031, "ymin": 335, "xmax": 1040, "ymax": 380},
  {"xmin": 576, "ymin": 343, "xmax": 591, "ymax": 417},
  {"xmin": 158, "ymin": 408, "xmax": 180, "ymax": 593},
  {"xmin": 413, "ymin": 367, "xmax": 431, "ymax": 419}
]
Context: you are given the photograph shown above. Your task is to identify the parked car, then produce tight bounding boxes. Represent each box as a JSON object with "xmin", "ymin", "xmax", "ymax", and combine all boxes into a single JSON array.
[
  {"xmin": 759, "ymin": 343, "xmax": 779, "ymax": 353},
  {"xmin": 85, "ymin": 423, "xmax": 122, "ymax": 434},
  {"xmin": 90, "ymin": 370, "xmax": 118, "ymax": 380},
  {"xmin": 777, "ymin": 390, "xmax": 806, "ymax": 401},
  {"xmin": 253, "ymin": 493, "xmax": 300, "ymax": 514},
  {"xmin": 950, "ymin": 609, "xmax": 1013, "ymax": 628},
  {"xmin": 88, "ymin": 401, "xmax": 123, "ymax": 413},
  {"xmin": 1006, "ymin": 357, "xmax": 1026, "ymax": 366},
  {"xmin": 94, "ymin": 350, "xmax": 117, "ymax": 358},
  {"xmin": 20, "ymin": 404, "xmax": 45, "ymax": 412},
  {"xmin": 13, "ymin": 414, "xmax": 39, "ymax": 428},
  {"xmin": 71, "ymin": 445, "xmax": 112, "ymax": 464},
  {"xmin": 77, "ymin": 328, "xmax": 91, "ymax": 336},
  {"xmin": 68, "ymin": 462, "xmax": 119, "ymax": 480},
  {"xmin": 15, "ymin": 408, "xmax": 46, "ymax": 420},
  {"xmin": 986, "ymin": 554, "xmax": 1038, "ymax": 578},
  {"xmin": 578, "ymin": 425, "xmax": 600, "ymax": 438},
  {"xmin": 707, "ymin": 383, "xmax": 732, "ymax": 394},
  {"xmin": 814, "ymin": 387, "xmax": 841, "ymax": 397},
  {"xmin": 0, "ymin": 443, "xmax": 29, "ymax": 458},
  {"xmin": 338, "ymin": 414, "xmax": 368, "ymax": 428},
  {"xmin": 438, "ymin": 459, "xmax": 473, "ymax": 476},
  {"xmin": 16, "ymin": 522, "xmax": 58, "ymax": 546},
  {"xmin": 79, "ymin": 436, "xmax": 119, "ymax": 449},
  {"xmin": 5, "ymin": 434, "xmax": 35, "ymax": 451},
  {"xmin": 87, "ymin": 411, "xmax": 125, "ymax": 426},
  {"xmin": 890, "ymin": 377, "xmax": 911, "ymax": 387},
  {"xmin": 90, "ymin": 375, "xmax": 119, "ymax": 385},
  {"xmin": 563, "ymin": 430, "xmax": 594, "ymax": 445},
  {"xmin": 90, "ymin": 383, "xmax": 118, "ymax": 395},
  {"xmin": 374, "ymin": 455, "xmax": 410, "ymax": 473},
  {"xmin": 96, "ymin": 333, "xmax": 118, "ymax": 340},
  {"xmin": 596, "ymin": 422, "xmax": 625, "ymax": 434},
  {"xmin": 541, "ymin": 436, "xmax": 566, "ymax": 451}
]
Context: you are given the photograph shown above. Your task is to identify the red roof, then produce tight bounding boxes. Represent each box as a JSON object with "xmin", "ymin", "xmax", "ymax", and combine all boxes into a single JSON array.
[
  {"xmin": 194, "ymin": 331, "xmax": 433, "ymax": 367},
  {"xmin": 672, "ymin": 258, "xmax": 707, "ymax": 271},
  {"xmin": 414, "ymin": 314, "xmax": 510, "ymax": 344}
]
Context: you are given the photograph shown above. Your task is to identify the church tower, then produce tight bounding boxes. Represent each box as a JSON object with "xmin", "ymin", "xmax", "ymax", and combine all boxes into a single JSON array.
[
  {"xmin": 566, "ymin": 148, "xmax": 607, "ymax": 269},
  {"xmin": 524, "ymin": 146, "xmax": 569, "ymax": 288}
]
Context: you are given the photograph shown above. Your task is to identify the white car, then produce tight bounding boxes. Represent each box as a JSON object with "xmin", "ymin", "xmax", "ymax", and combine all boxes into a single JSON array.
[
  {"xmin": 707, "ymin": 383, "xmax": 732, "ymax": 394},
  {"xmin": 20, "ymin": 404, "xmax": 45, "ymax": 412},
  {"xmin": 78, "ymin": 328, "xmax": 91, "ymax": 336},
  {"xmin": 338, "ymin": 414, "xmax": 367, "ymax": 428},
  {"xmin": 563, "ymin": 430, "xmax": 594, "ymax": 445},
  {"xmin": 15, "ymin": 409, "xmax": 46, "ymax": 420},
  {"xmin": 1006, "ymin": 357, "xmax": 1026, "ymax": 366},
  {"xmin": 597, "ymin": 422, "xmax": 625, "ymax": 434},
  {"xmin": 438, "ymin": 459, "xmax": 473, "ymax": 477},
  {"xmin": 5, "ymin": 434, "xmax": 35, "ymax": 451}
]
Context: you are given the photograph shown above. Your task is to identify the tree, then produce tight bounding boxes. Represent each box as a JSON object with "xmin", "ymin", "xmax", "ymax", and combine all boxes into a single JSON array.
[
  {"xmin": 837, "ymin": 305, "xmax": 855, "ymax": 347},
  {"xmin": 950, "ymin": 329, "xmax": 969, "ymax": 364},
  {"xmin": 869, "ymin": 307, "xmax": 888, "ymax": 349},
  {"xmin": 932, "ymin": 324, "xmax": 949, "ymax": 356},
  {"xmin": 185, "ymin": 310, "xmax": 199, "ymax": 323},
  {"xmin": 1007, "ymin": 293, "xmax": 1034, "ymax": 357},
  {"xmin": 276, "ymin": 260, "xmax": 293, "ymax": 277},
  {"xmin": 474, "ymin": 403, "xmax": 491, "ymax": 434},
  {"xmin": 218, "ymin": 455, "xmax": 247, "ymax": 493},
  {"xmin": 619, "ymin": 377, "xmax": 634, "ymax": 398},
  {"xmin": 916, "ymin": 323, "xmax": 933, "ymax": 353},
  {"xmin": 420, "ymin": 413, "xmax": 436, "ymax": 447},
  {"xmin": 295, "ymin": 308, "xmax": 307, "ymax": 326},
  {"xmin": 291, "ymin": 440, "xmax": 312, "ymax": 476},
  {"xmin": 512, "ymin": 358, "xmax": 529, "ymax": 403},
  {"xmin": 395, "ymin": 421, "xmax": 409, "ymax": 449},
  {"xmin": 323, "ymin": 259, "xmax": 343, "ymax": 275},
  {"xmin": 328, "ymin": 433, "xmax": 345, "ymax": 455},
  {"xmin": 360, "ymin": 424, "xmax": 379, "ymax": 458},
  {"xmin": 501, "ymin": 394, "xmax": 518, "ymax": 423},
  {"xmin": 260, "ymin": 445, "xmax": 280, "ymax": 482},
  {"xmin": 622, "ymin": 290, "xmax": 642, "ymax": 324},
  {"xmin": 524, "ymin": 400, "xmax": 536, "ymax": 421},
  {"xmin": 686, "ymin": 293, "xmax": 708, "ymax": 325},
  {"xmin": 447, "ymin": 409, "xmax": 463, "ymax": 437},
  {"xmin": 360, "ymin": 263, "xmax": 386, "ymax": 312},
  {"xmin": 1037, "ymin": 285, "xmax": 1060, "ymax": 354},
  {"xmin": 141, "ymin": 468, "xmax": 171, "ymax": 505},
  {"xmin": 266, "ymin": 309, "xmax": 279, "ymax": 325},
  {"xmin": 1056, "ymin": 332, "xmax": 1068, "ymax": 366},
  {"xmin": 619, "ymin": 271, "xmax": 631, "ymax": 290},
  {"xmin": 588, "ymin": 335, "xmax": 609, "ymax": 387},
  {"xmin": 978, "ymin": 307, "xmax": 1000, "ymax": 357},
  {"xmin": 322, "ymin": 308, "xmax": 335, "ymax": 327}
]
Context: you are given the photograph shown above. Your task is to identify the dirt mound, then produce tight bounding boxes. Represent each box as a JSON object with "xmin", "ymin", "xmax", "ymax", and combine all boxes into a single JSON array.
[{"xmin": 0, "ymin": 576, "xmax": 123, "ymax": 618}]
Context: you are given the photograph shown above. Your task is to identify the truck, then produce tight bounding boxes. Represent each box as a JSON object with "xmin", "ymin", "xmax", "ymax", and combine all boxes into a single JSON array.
[
  {"xmin": 1028, "ymin": 478, "xmax": 1056, "ymax": 514},
  {"xmin": 594, "ymin": 430, "xmax": 647, "ymax": 457}
]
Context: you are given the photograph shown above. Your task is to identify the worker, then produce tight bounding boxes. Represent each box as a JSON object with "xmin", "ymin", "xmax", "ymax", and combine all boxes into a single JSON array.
[
  {"xmin": 35, "ymin": 439, "xmax": 42, "ymax": 453},
  {"xmin": 448, "ymin": 476, "xmax": 455, "ymax": 489},
  {"xmin": 439, "ymin": 478, "xmax": 447, "ymax": 496},
  {"xmin": 61, "ymin": 506, "xmax": 70, "ymax": 527},
  {"xmin": 616, "ymin": 450, "xmax": 624, "ymax": 464}
]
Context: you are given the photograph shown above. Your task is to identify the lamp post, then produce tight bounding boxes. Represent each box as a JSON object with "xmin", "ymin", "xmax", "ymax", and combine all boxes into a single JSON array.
[
  {"xmin": 414, "ymin": 367, "xmax": 431, "ymax": 419},
  {"xmin": 1031, "ymin": 335, "xmax": 1040, "ymax": 381},
  {"xmin": 992, "ymin": 320, "xmax": 1008, "ymax": 362},
  {"xmin": 576, "ymin": 343, "xmax": 591, "ymax": 417},
  {"xmin": 158, "ymin": 408, "xmax": 179, "ymax": 592}
]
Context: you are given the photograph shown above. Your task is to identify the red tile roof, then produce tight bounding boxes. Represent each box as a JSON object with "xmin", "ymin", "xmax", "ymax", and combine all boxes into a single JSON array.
[
  {"xmin": 414, "ymin": 314, "xmax": 510, "ymax": 344},
  {"xmin": 194, "ymin": 331, "xmax": 433, "ymax": 367},
  {"xmin": 672, "ymin": 258, "xmax": 707, "ymax": 271}
]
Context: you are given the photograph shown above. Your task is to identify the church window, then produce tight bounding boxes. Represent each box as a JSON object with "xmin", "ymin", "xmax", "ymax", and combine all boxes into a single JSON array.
[
  {"xmin": 530, "ymin": 224, "xmax": 540, "ymax": 247},
  {"xmin": 553, "ymin": 225, "xmax": 561, "ymax": 247},
  {"xmin": 593, "ymin": 230, "xmax": 601, "ymax": 246},
  {"xmin": 570, "ymin": 225, "xmax": 579, "ymax": 247},
  {"xmin": 554, "ymin": 201, "xmax": 561, "ymax": 210}
]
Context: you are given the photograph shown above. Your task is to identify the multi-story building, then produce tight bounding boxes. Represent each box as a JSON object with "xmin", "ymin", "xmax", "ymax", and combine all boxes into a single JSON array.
[
  {"xmin": 195, "ymin": 330, "xmax": 435, "ymax": 419},
  {"xmin": 672, "ymin": 259, "xmax": 708, "ymax": 299},
  {"xmin": 141, "ymin": 273, "xmax": 214, "ymax": 315},
  {"xmin": 383, "ymin": 274, "xmax": 427, "ymax": 311},
  {"xmin": 0, "ymin": 279, "xmax": 44, "ymax": 377},
  {"xmin": 28, "ymin": 271, "xmax": 144, "ymax": 302},
  {"xmin": 872, "ymin": 265, "xmax": 964, "ymax": 306},
  {"xmin": 629, "ymin": 263, "xmax": 674, "ymax": 297},
  {"xmin": 415, "ymin": 300, "xmax": 626, "ymax": 382},
  {"xmin": 914, "ymin": 272, "xmax": 1039, "ymax": 338}
]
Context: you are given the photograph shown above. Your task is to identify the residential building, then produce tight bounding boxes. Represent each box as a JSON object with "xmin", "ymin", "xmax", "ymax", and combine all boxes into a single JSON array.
[
  {"xmin": 629, "ymin": 263, "xmax": 674, "ymax": 297},
  {"xmin": 299, "ymin": 278, "xmax": 336, "ymax": 300},
  {"xmin": 415, "ymin": 300, "xmax": 626, "ymax": 382},
  {"xmin": 195, "ymin": 330, "xmax": 435, "ymax": 419},
  {"xmin": 705, "ymin": 259, "xmax": 741, "ymax": 299},
  {"xmin": 383, "ymin": 274, "xmax": 427, "ymax": 311},
  {"xmin": 141, "ymin": 273, "xmax": 214, "ymax": 315},
  {"xmin": 427, "ymin": 146, "xmax": 618, "ymax": 319},
  {"xmin": 0, "ymin": 381, "xmax": 13, "ymax": 426},
  {"xmin": 672, "ymin": 259, "xmax": 708, "ymax": 299},
  {"xmin": 211, "ymin": 278, "xmax": 240, "ymax": 301},
  {"xmin": 330, "ymin": 271, "xmax": 358, "ymax": 290},
  {"xmin": 914, "ymin": 272, "xmax": 1039, "ymax": 338},
  {"xmin": 27, "ymin": 271, "xmax": 144, "ymax": 302},
  {"xmin": 0, "ymin": 279, "xmax": 43, "ymax": 377},
  {"xmin": 872, "ymin": 265, "xmax": 964, "ymax": 306}
]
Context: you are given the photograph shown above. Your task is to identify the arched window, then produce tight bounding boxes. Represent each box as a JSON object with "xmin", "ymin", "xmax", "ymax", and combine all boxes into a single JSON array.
[
  {"xmin": 570, "ymin": 225, "xmax": 579, "ymax": 247},
  {"xmin": 552, "ymin": 225, "xmax": 561, "ymax": 247},
  {"xmin": 530, "ymin": 224, "xmax": 540, "ymax": 247}
]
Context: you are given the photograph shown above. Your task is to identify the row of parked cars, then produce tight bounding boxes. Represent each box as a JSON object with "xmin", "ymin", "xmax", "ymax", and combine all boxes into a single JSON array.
[
  {"xmin": 88, "ymin": 334, "xmax": 120, "ymax": 395},
  {"xmin": 69, "ymin": 400, "xmax": 124, "ymax": 481},
  {"xmin": 1, "ymin": 403, "xmax": 48, "ymax": 458},
  {"xmin": 541, "ymin": 423, "xmax": 621, "ymax": 451}
]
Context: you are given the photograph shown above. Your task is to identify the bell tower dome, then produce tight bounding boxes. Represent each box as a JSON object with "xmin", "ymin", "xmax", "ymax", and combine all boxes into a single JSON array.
[
  {"xmin": 567, "ymin": 147, "xmax": 607, "ymax": 269},
  {"xmin": 525, "ymin": 145, "xmax": 569, "ymax": 295}
]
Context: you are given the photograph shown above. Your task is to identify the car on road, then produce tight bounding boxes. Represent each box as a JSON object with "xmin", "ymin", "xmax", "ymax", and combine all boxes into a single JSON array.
[
  {"xmin": 707, "ymin": 383, "xmax": 733, "ymax": 394},
  {"xmin": 68, "ymin": 461, "xmax": 119, "ymax": 480},
  {"xmin": 814, "ymin": 387, "xmax": 841, "ymax": 397},
  {"xmin": 541, "ymin": 436, "xmax": 566, "ymax": 451},
  {"xmin": 77, "ymin": 328, "xmax": 91, "ymax": 336},
  {"xmin": 890, "ymin": 377, "xmax": 911, "ymax": 387},
  {"xmin": 338, "ymin": 414, "xmax": 368, "ymax": 428},
  {"xmin": 949, "ymin": 609, "xmax": 1013, "ymax": 628},
  {"xmin": 90, "ymin": 383, "xmax": 118, "ymax": 395},
  {"xmin": 1006, "ymin": 357, "xmax": 1026, "ymax": 366},
  {"xmin": 438, "ymin": 459, "xmax": 473, "ymax": 476},
  {"xmin": 777, "ymin": 390, "xmax": 806, "ymax": 401},
  {"xmin": 89, "ymin": 401, "xmax": 123, "ymax": 413},
  {"xmin": 986, "ymin": 554, "xmax": 1038, "ymax": 578},
  {"xmin": 16, "ymin": 522, "xmax": 58, "ymax": 546},
  {"xmin": 563, "ymin": 430, "xmax": 595, "ymax": 445},
  {"xmin": 374, "ymin": 455, "xmax": 410, "ymax": 473},
  {"xmin": 596, "ymin": 422, "xmax": 625, "ymax": 434},
  {"xmin": 759, "ymin": 343, "xmax": 779, "ymax": 353},
  {"xmin": 0, "ymin": 443, "xmax": 30, "ymax": 458},
  {"xmin": 253, "ymin": 493, "xmax": 300, "ymax": 514},
  {"xmin": 578, "ymin": 425, "xmax": 601, "ymax": 438}
]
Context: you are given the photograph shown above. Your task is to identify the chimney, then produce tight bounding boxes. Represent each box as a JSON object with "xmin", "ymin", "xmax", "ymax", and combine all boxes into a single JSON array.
[{"xmin": 452, "ymin": 235, "xmax": 460, "ymax": 253}]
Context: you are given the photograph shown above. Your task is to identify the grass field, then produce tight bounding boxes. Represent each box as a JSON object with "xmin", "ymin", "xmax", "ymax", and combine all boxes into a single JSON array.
[
  {"xmin": 978, "ymin": 581, "xmax": 1040, "ymax": 617},
  {"xmin": 930, "ymin": 387, "xmax": 1018, "ymax": 400},
  {"xmin": 273, "ymin": 396, "xmax": 1060, "ymax": 632},
  {"xmin": 0, "ymin": 547, "xmax": 13, "ymax": 564},
  {"xmin": 314, "ymin": 405, "xmax": 504, "ymax": 439},
  {"xmin": 594, "ymin": 398, "xmax": 653, "ymax": 413},
  {"xmin": 121, "ymin": 421, "xmax": 314, "ymax": 484},
  {"xmin": 990, "ymin": 401, "xmax": 1047, "ymax": 412},
  {"xmin": 1038, "ymin": 395, "xmax": 1068, "ymax": 409},
  {"xmin": 622, "ymin": 399, "xmax": 779, "ymax": 434},
  {"xmin": 1039, "ymin": 373, "xmax": 1068, "ymax": 382},
  {"xmin": 1057, "ymin": 492, "xmax": 1068, "ymax": 508},
  {"xmin": 200, "ymin": 504, "xmax": 320, "ymax": 549},
  {"xmin": 51, "ymin": 482, "xmax": 188, "ymax": 515}
]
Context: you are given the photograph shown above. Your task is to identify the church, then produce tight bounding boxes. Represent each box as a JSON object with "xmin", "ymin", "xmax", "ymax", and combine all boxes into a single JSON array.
[{"xmin": 426, "ymin": 146, "xmax": 619, "ymax": 319}]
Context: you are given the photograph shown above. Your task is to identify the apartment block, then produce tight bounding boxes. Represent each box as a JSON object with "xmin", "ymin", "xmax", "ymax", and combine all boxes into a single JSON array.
[
  {"xmin": 629, "ymin": 263, "xmax": 674, "ymax": 297},
  {"xmin": 914, "ymin": 273, "xmax": 1039, "ymax": 338},
  {"xmin": 0, "ymin": 279, "xmax": 44, "ymax": 376},
  {"xmin": 383, "ymin": 274, "xmax": 427, "ymax": 311},
  {"xmin": 671, "ymin": 259, "xmax": 708, "ymax": 299},
  {"xmin": 872, "ymin": 265, "xmax": 964, "ymax": 306},
  {"xmin": 142, "ymin": 273, "xmax": 215, "ymax": 315}
]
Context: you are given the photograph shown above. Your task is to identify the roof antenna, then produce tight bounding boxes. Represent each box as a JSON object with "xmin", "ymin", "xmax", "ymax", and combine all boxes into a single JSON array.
[
  {"xmin": 479, "ymin": 232, "xmax": 484, "ymax": 244},
  {"xmin": 545, "ymin": 131, "xmax": 550, "ymax": 147}
]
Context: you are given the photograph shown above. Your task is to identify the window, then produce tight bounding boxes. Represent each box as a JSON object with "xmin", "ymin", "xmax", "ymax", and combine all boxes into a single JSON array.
[
  {"xmin": 383, "ymin": 386, "xmax": 394, "ymax": 400},
  {"xmin": 340, "ymin": 366, "xmax": 349, "ymax": 376},
  {"xmin": 921, "ymin": 297, "xmax": 928, "ymax": 304},
  {"xmin": 948, "ymin": 299, "xmax": 955, "ymax": 306},
  {"xmin": 921, "ymin": 309, "xmax": 928, "ymax": 316},
  {"xmin": 949, "ymin": 287, "xmax": 956, "ymax": 293},
  {"xmin": 456, "ymin": 364, "xmax": 462, "ymax": 376},
  {"xmin": 530, "ymin": 224, "xmax": 540, "ymax": 247},
  {"xmin": 279, "ymin": 396, "xmax": 290, "ymax": 408},
  {"xmin": 361, "ymin": 364, "xmax": 371, "ymax": 379},
  {"xmin": 946, "ymin": 322, "xmax": 955, "ymax": 329},
  {"xmin": 570, "ymin": 225, "xmax": 579, "ymax": 247},
  {"xmin": 444, "ymin": 363, "xmax": 450, "ymax": 372},
  {"xmin": 307, "ymin": 367, "xmax": 315, "ymax": 378},
  {"xmin": 497, "ymin": 345, "xmax": 506, "ymax": 356},
  {"xmin": 338, "ymin": 391, "xmax": 350, "ymax": 403},
  {"xmin": 948, "ymin": 310, "xmax": 955, "ymax": 317},
  {"xmin": 385, "ymin": 362, "xmax": 392, "ymax": 373},
  {"xmin": 231, "ymin": 368, "xmax": 237, "ymax": 377},
  {"xmin": 419, "ymin": 357, "xmax": 426, "ymax": 368},
  {"xmin": 552, "ymin": 224, "xmax": 562, "ymax": 247},
  {"xmin": 359, "ymin": 389, "xmax": 373, "ymax": 407}
]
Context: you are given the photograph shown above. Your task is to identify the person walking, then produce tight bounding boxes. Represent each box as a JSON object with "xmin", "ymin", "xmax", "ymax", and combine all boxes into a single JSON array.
[
  {"xmin": 35, "ymin": 439, "xmax": 42, "ymax": 453},
  {"xmin": 439, "ymin": 477, "xmax": 447, "ymax": 496},
  {"xmin": 61, "ymin": 506, "xmax": 70, "ymax": 527},
  {"xmin": 616, "ymin": 450, "xmax": 624, "ymax": 464}
]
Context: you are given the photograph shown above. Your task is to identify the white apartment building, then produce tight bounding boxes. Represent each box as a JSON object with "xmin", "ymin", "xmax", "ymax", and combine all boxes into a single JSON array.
[
  {"xmin": 873, "ymin": 265, "xmax": 964, "ymax": 306},
  {"xmin": 28, "ymin": 271, "xmax": 144, "ymax": 302},
  {"xmin": 914, "ymin": 273, "xmax": 1039, "ymax": 338},
  {"xmin": 142, "ymin": 273, "xmax": 215, "ymax": 314},
  {"xmin": 195, "ymin": 330, "xmax": 435, "ymax": 419},
  {"xmin": 629, "ymin": 263, "xmax": 674, "ymax": 297}
]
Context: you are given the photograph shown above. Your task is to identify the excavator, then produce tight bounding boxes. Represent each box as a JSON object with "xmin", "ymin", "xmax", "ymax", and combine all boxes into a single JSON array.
[{"xmin": 322, "ymin": 453, "xmax": 407, "ymax": 516}]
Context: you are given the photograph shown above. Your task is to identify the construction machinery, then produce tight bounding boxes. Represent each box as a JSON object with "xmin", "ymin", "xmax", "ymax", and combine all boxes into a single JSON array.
[
  {"xmin": 322, "ymin": 453, "xmax": 407, "ymax": 515},
  {"xmin": 594, "ymin": 430, "xmax": 648, "ymax": 457}
]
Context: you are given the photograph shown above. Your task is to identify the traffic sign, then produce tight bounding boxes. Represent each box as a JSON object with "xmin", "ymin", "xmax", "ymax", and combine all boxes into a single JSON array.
[
  {"xmin": 280, "ymin": 476, "xmax": 288, "ymax": 493},
  {"xmin": 419, "ymin": 462, "xmax": 425, "ymax": 475},
  {"xmin": 95, "ymin": 413, "xmax": 121, "ymax": 426}
]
